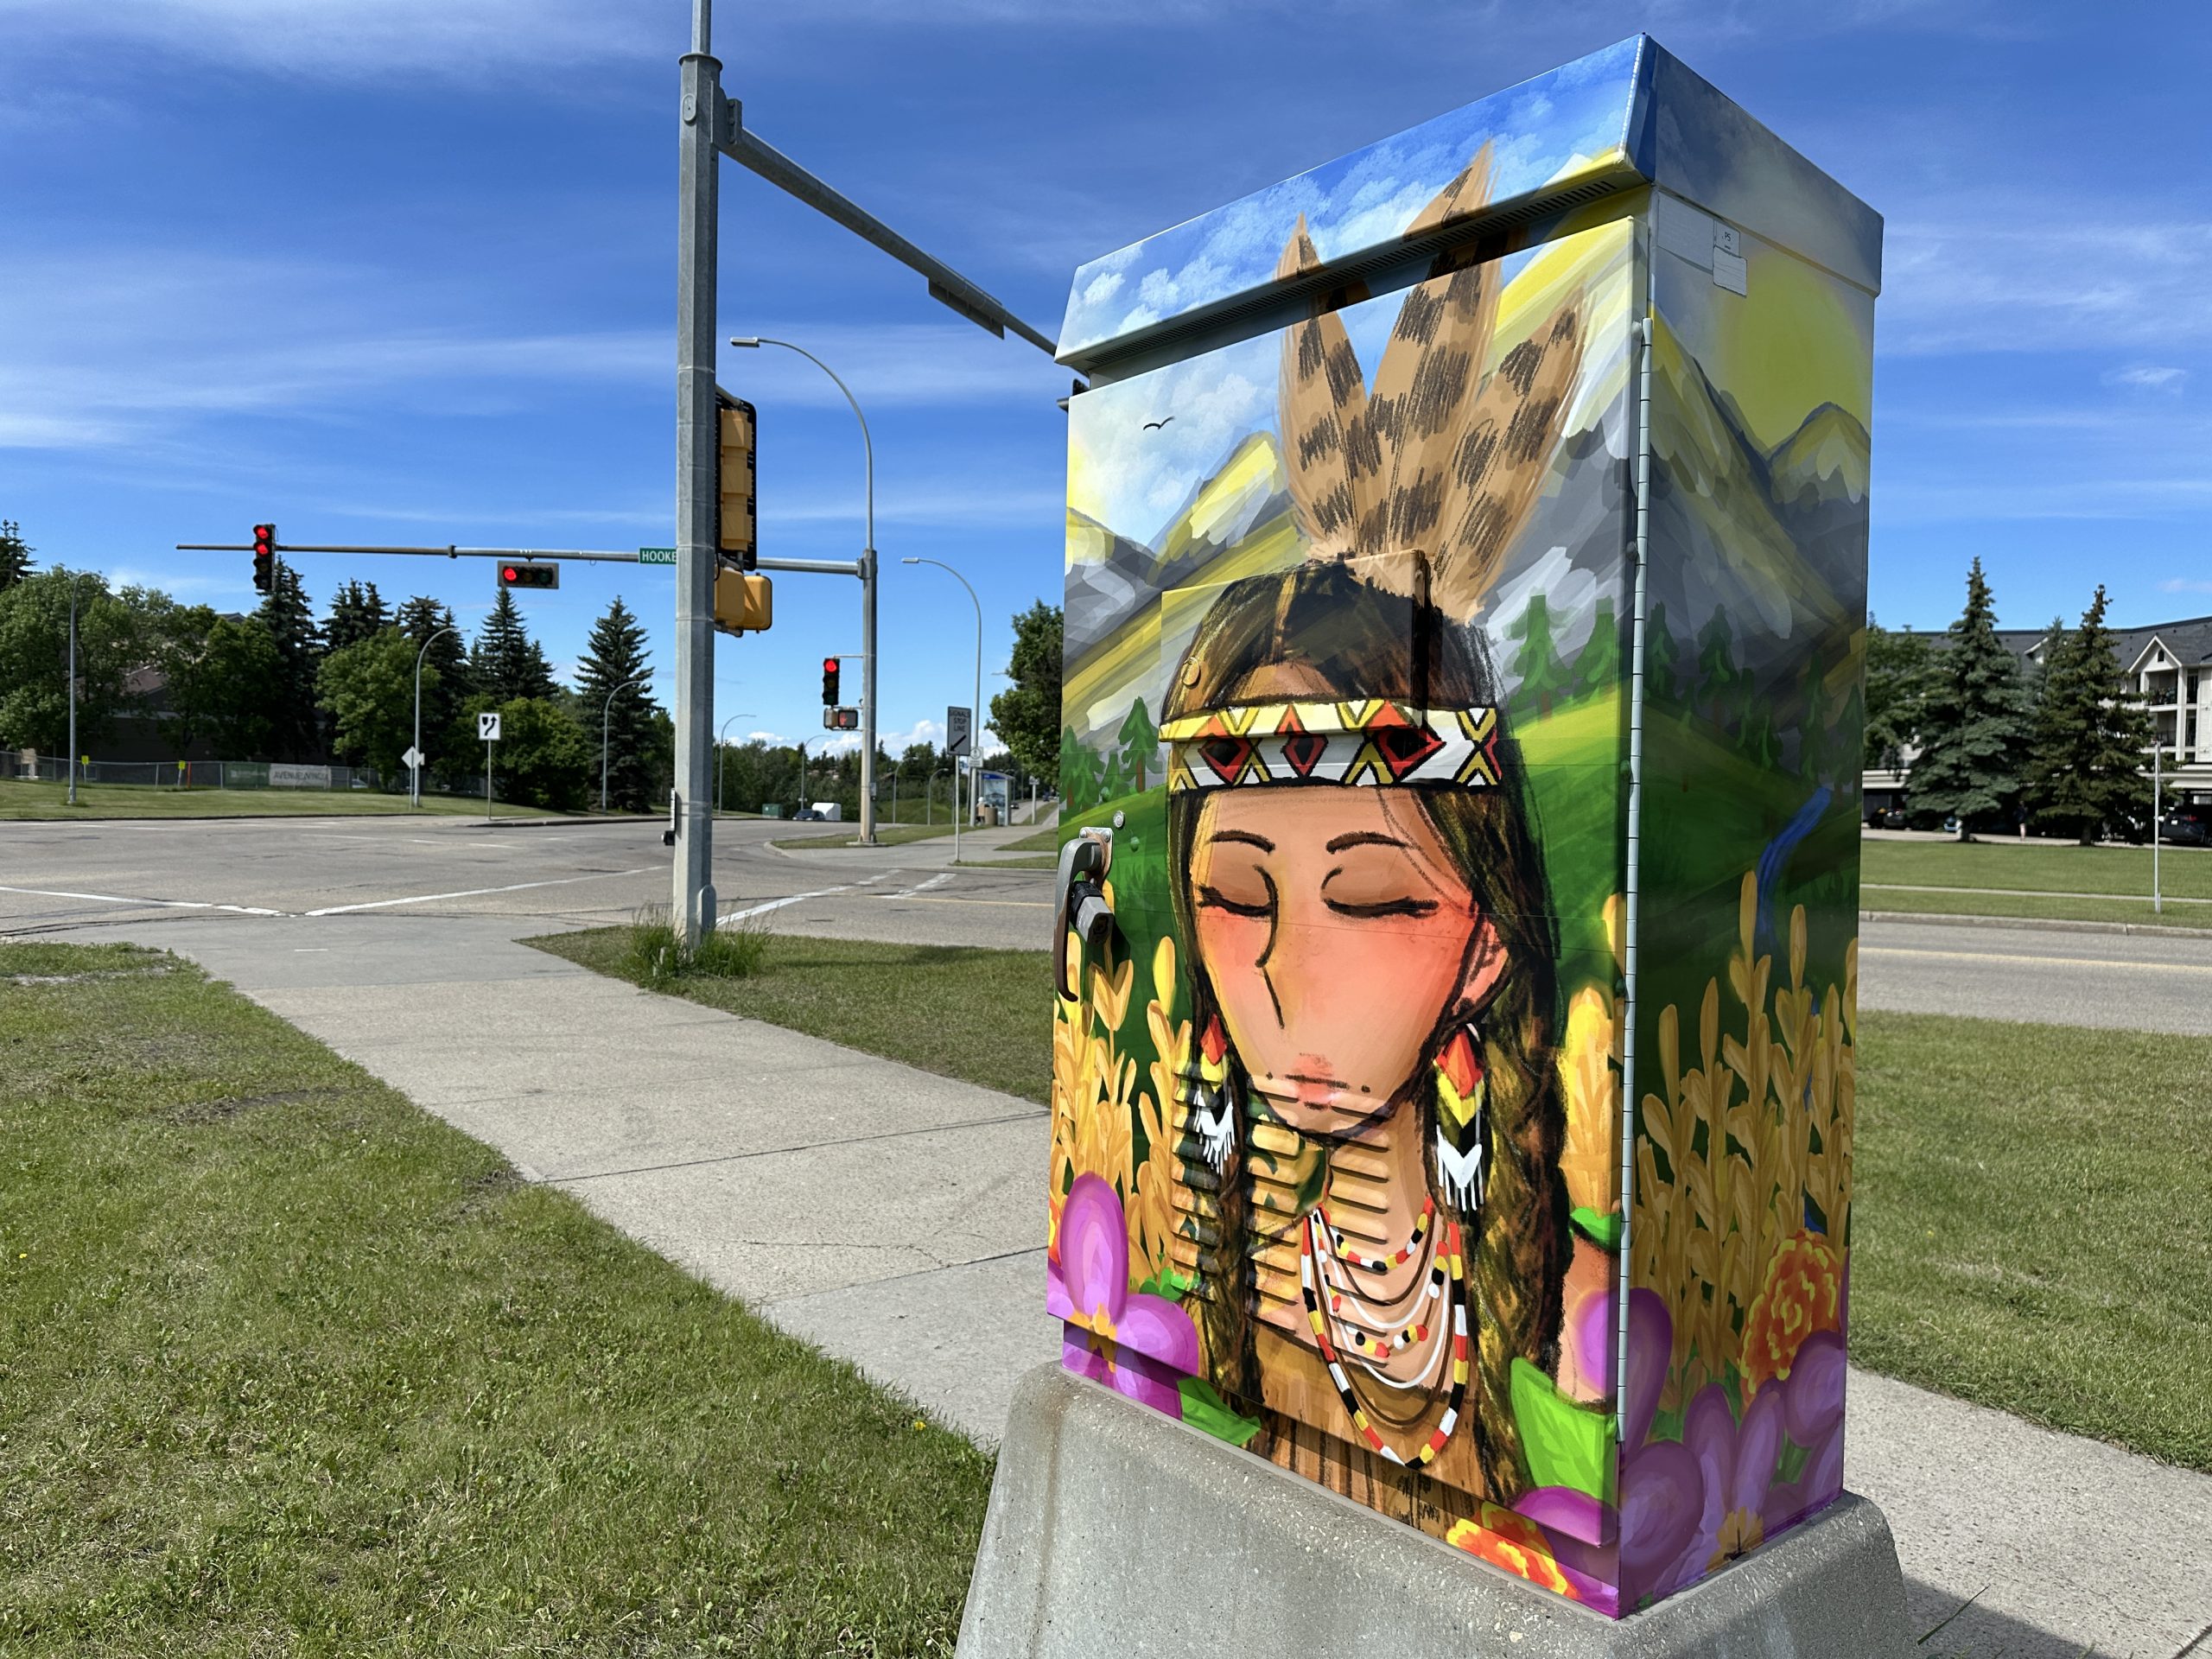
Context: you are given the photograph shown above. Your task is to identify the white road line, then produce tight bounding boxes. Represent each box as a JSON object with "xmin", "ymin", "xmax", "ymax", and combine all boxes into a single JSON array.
[
  {"xmin": 720, "ymin": 883, "xmax": 861, "ymax": 923},
  {"xmin": 0, "ymin": 883, "xmax": 286, "ymax": 917},
  {"xmin": 892, "ymin": 873, "xmax": 954, "ymax": 897},
  {"xmin": 304, "ymin": 867, "xmax": 658, "ymax": 916}
]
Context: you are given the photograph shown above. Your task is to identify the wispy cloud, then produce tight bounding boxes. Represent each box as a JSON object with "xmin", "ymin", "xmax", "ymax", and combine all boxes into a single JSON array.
[
  {"xmin": 2105, "ymin": 365, "xmax": 2189, "ymax": 393},
  {"xmin": 2158, "ymin": 576, "xmax": 2212, "ymax": 595}
]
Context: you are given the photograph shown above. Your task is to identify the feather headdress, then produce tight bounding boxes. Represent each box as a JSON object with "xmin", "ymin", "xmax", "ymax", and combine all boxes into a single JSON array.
[{"xmin": 1275, "ymin": 144, "xmax": 1584, "ymax": 621}]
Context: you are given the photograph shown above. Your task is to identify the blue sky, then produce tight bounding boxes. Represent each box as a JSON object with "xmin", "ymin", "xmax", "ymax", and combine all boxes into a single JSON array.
[{"xmin": 3, "ymin": 1, "xmax": 2208, "ymax": 754}]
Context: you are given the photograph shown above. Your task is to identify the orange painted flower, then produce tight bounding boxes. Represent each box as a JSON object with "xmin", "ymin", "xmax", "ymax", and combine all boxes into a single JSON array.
[
  {"xmin": 1445, "ymin": 1506, "xmax": 1577, "ymax": 1599},
  {"xmin": 1198, "ymin": 1014, "xmax": 1230, "ymax": 1082},
  {"xmin": 1740, "ymin": 1230, "xmax": 1843, "ymax": 1395}
]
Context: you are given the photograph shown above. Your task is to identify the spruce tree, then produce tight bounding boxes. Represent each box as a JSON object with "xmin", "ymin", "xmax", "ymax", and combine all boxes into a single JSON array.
[
  {"xmin": 1862, "ymin": 618, "xmax": 1934, "ymax": 771},
  {"xmin": 573, "ymin": 596, "xmax": 662, "ymax": 811},
  {"xmin": 0, "ymin": 520, "xmax": 32, "ymax": 591},
  {"xmin": 323, "ymin": 581, "xmax": 390, "ymax": 654},
  {"xmin": 1907, "ymin": 558, "xmax": 2031, "ymax": 838},
  {"xmin": 470, "ymin": 587, "xmax": 557, "ymax": 704},
  {"xmin": 2025, "ymin": 584, "xmax": 2152, "ymax": 844},
  {"xmin": 396, "ymin": 596, "xmax": 473, "ymax": 776},
  {"xmin": 257, "ymin": 559, "xmax": 327, "ymax": 761}
]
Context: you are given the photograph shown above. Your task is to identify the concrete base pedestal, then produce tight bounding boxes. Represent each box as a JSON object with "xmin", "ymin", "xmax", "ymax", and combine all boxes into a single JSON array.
[{"xmin": 958, "ymin": 1363, "xmax": 1914, "ymax": 1658}]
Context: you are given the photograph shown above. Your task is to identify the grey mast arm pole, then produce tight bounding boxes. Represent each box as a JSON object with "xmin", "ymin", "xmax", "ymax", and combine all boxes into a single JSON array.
[{"xmin": 673, "ymin": 0, "xmax": 721, "ymax": 942}]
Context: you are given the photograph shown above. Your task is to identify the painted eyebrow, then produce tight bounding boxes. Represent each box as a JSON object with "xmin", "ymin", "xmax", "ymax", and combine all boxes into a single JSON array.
[
  {"xmin": 1325, "ymin": 831, "xmax": 1410, "ymax": 853},
  {"xmin": 1209, "ymin": 830, "xmax": 1276, "ymax": 852}
]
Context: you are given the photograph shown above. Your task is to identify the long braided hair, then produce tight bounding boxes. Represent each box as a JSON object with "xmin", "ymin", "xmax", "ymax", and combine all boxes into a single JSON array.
[{"xmin": 1164, "ymin": 558, "xmax": 1570, "ymax": 1501}]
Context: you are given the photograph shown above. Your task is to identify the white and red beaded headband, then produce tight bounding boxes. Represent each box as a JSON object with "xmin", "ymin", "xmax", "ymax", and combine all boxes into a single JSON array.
[{"xmin": 1160, "ymin": 700, "xmax": 1501, "ymax": 793}]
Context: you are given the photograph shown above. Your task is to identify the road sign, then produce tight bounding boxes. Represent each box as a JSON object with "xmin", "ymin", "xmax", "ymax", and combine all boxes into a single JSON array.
[
  {"xmin": 401, "ymin": 746, "xmax": 425, "ymax": 771},
  {"xmin": 638, "ymin": 546, "xmax": 677, "ymax": 565},
  {"xmin": 478, "ymin": 712, "xmax": 503, "ymax": 742},
  {"xmin": 947, "ymin": 706, "xmax": 972, "ymax": 759}
]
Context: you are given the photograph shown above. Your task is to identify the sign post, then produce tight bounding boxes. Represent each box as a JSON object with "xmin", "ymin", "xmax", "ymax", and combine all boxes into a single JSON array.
[
  {"xmin": 479, "ymin": 710, "xmax": 502, "ymax": 823},
  {"xmin": 947, "ymin": 704, "xmax": 972, "ymax": 868}
]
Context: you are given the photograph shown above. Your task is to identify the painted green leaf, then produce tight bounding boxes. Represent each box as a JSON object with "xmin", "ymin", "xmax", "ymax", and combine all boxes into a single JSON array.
[
  {"xmin": 1178, "ymin": 1375, "xmax": 1262, "ymax": 1447},
  {"xmin": 1570, "ymin": 1205, "xmax": 1624, "ymax": 1250},
  {"xmin": 1135, "ymin": 1264, "xmax": 1195, "ymax": 1303},
  {"xmin": 1510, "ymin": 1357, "xmax": 1616, "ymax": 1499}
]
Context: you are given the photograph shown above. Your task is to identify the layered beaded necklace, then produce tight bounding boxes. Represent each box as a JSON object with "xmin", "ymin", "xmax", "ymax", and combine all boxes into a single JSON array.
[{"xmin": 1299, "ymin": 1195, "xmax": 1471, "ymax": 1467}]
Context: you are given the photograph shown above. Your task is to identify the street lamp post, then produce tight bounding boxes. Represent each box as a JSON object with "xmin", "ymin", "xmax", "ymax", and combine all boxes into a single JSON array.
[
  {"xmin": 602, "ymin": 672, "xmax": 654, "ymax": 814},
  {"xmin": 410, "ymin": 626, "xmax": 456, "ymax": 809},
  {"xmin": 67, "ymin": 580, "xmax": 81, "ymax": 805},
  {"xmin": 2152, "ymin": 741, "xmax": 2164, "ymax": 916},
  {"xmin": 728, "ymin": 335, "xmax": 880, "ymax": 846},
  {"xmin": 715, "ymin": 709, "xmax": 753, "ymax": 814},
  {"xmin": 905, "ymin": 557, "xmax": 982, "ymax": 868}
]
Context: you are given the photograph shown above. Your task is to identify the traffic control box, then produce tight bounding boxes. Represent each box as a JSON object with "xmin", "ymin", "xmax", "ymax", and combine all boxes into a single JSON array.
[{"xmin": 1039, "ymin": 35, "xmax": 1879, "ymax": 1618}]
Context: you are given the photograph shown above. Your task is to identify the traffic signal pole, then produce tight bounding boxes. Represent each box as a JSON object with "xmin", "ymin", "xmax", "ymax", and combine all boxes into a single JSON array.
[{"xmin": 673, "ymin": 0, "xmax": 721, "ymax": 945}]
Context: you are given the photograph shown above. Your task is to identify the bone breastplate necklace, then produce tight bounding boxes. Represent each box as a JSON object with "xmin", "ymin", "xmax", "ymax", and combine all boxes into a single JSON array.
[{"xmin": 1299, "ymin": 1195, "xmax": 1471, "ymax": 1467}]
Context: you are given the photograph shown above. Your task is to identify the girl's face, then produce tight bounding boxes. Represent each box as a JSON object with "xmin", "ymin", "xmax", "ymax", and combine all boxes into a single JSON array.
[{"xmin": 1187, "ymin": 785, "xmax": 1499, "ymax": 1140}]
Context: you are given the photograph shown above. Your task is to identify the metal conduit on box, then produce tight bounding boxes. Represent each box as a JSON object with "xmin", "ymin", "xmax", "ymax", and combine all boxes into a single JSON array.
[{"xmin": 966, "ymin": 35, "xmax": 1902, "ymax": 1655}]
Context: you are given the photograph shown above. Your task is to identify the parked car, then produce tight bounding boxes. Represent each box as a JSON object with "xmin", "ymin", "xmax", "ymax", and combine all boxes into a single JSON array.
[
  {"xmin": 791, "ymin": 808, "xmax": 820, "ymax": 822},
  {"xmin": 1864, "ymin": 807, "xmax": 1907, "ymax": 830},
  {"xmin": 2159, "ymin": 811, "xmax": 2210, "ymax": 847}
]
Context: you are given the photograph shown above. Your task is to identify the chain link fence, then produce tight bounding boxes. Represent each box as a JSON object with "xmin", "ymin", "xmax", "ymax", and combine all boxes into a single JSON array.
[{"xmin": 7, "ymin": 753, "xmax": 494, "ymax": 798}]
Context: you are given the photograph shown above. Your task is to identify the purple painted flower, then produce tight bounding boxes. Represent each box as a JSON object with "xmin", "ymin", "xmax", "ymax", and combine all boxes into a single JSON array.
[{"xmin": 1047, "ymin": 1173, "xmax": 1199, "ymax": 1417}]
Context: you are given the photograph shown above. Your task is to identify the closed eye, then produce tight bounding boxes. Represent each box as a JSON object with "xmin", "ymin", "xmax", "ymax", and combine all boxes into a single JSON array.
[
  {"xmin": 1325, "ymin": 895, "xmax": 1440, "ymax": 920},
  {"xmin": 1197, "ymin": 884, "xmax": 1272, "ymax": 919}
]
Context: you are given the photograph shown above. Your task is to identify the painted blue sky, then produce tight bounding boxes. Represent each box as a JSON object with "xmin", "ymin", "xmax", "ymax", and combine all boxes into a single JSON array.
[{"xmin": 3, "ymin": 0, "xmax": 2208, "ymax": 756}]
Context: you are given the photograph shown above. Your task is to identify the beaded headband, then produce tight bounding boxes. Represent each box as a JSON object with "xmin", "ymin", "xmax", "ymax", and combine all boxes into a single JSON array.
[{"xmin": 1160, "ymin": 700, "xmax": 1500, "ymax": 793}]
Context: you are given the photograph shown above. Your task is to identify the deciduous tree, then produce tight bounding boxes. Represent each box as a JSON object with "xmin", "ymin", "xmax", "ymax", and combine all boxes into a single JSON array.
[{"xmin": 988, "ymin": 601, "xmax": 1062, "ymax": 783}]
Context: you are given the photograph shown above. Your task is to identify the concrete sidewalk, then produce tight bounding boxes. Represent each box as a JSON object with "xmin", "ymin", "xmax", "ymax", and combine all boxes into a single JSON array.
[{"xmin": 75, "ymin": 913, "xmax": 2212, "ymax": 1659}]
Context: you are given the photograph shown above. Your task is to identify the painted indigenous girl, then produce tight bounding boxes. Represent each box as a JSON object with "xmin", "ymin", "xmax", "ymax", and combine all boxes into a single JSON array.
[{"xmin": 1159, "ymin": 148, "xmax": 1611, "ymax": 1507}]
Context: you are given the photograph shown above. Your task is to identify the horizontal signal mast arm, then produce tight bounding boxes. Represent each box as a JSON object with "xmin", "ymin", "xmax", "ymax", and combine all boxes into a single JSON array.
[
  {"xmin": 175, "ymin": 543, "xmax": 649, "ymax": 564},
  {"xmin": 718, "ymin": 112, "xmax": 1058, "ymax": 359}
]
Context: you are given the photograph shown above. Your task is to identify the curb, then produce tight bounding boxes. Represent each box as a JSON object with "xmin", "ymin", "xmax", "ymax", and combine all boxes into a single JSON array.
[{"xmin": 1859, "ymin": 908, "xmax": 2212, "ymax": 941}]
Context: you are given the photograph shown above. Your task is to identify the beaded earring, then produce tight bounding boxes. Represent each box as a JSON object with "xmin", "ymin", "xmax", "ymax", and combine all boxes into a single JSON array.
[
  {"xmin": 1432, "ymin": 1025, "xmax": 1488, "ymax": 1212},
  {"xmin": 1191, "ymin": 1015, "xmax": 1237, "ymax": 1171}
]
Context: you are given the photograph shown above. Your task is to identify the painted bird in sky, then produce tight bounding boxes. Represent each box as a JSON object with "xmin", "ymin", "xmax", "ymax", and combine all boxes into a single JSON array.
[{"xmin": 1142, "ymin": 416, "xmax": 1173, "ymax": 430}]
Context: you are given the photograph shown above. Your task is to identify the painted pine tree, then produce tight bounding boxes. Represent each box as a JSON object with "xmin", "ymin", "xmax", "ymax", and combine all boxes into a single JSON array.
[
  {"xmin": 1908, "ymin": 558, "xmax": 2031, "ymax": 838},
  {"xmin": 1505, "ymin": 594, "xmax": 1570, "ymax": 717},
  {"xmin": 2025, "ymin": 584, "xmax": 2152, "ymax": 844},
  {"xmin": 1116, "ymin": 697, "xmax": 1159, "ymax": 793},
  {"xmin": 1573, "ymin": 598, "xmax": 1622, "ymax": 698}
]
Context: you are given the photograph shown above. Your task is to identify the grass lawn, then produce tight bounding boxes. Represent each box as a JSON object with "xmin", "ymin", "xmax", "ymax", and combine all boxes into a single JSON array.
[
  {"xmin": 954, "ymin": 855, "xmax": 1056, "ymax": 871},
  {"xmin": 771, "ymin": 823, "xmax": 954, "ymax": 851},
  {"xmin": 1861, "ymin": 837, "xmax": 2212, "ymax": 930},
  {"xmin": 543, "ymin": 925, "xmax": 2212, "ymax": 1470},
  {"xmin": 0, "ymin": 782, "xmax": 569, "ymax": 822},
  {"xmin": 528, "ymin": 929, "xmax": 1048, "ymax": 1105},
  {"xmin": 997, "ymin": 826, "xmax": 1059, "ymax": 855},
  {"xmin": 0, "ymin": 940, "xmax": 991, "ymax": 1656},
  {"xmin": 1852, "ymin": 1009, "xmax": 2212, "ymax": 1470}
]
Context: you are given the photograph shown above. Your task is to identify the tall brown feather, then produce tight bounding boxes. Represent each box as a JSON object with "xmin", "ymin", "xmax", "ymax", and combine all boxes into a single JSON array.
[
  {"xmin": 1431, "ymin": 299, "xmax": 1584, "ymax": 620},
  {"xmin": 1368, "ymin": 145, "xmax": 1501, "ymax": 574},
  {"xmin": 1275, "ymin": 214, "xmax": 1377, "ymax": 559}
]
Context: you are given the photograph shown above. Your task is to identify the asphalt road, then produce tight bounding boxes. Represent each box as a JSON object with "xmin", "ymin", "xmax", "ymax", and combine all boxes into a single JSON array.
[
  {"xmin": 0, "ymin": 813, "xmax": 1055, "ymax": 950},
  {"xmin": 5, "ymin": 817, "xmax": 2211, "ymax": 1034}
]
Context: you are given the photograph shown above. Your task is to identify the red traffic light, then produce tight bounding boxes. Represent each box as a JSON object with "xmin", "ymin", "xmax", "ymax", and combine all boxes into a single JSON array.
[
  {"xmin": 503, "ymin": 565, "xmax": 518, "ymax": 582},
  {"xmin": 821, "ymin": 657, "xmax": 841, "ymax": 705},
  {"xmin": 497, "ymin": 562, "xmax": 559, "ymax": 591},
  {"xmin": 251, "ymin": 523, "xmax": 276, "ymax": 594}
]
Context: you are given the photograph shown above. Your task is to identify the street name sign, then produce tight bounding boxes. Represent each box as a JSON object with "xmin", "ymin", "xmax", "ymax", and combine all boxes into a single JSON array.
[{"xmin": 638, "ymin": 546, "xmax": 677, "ymax": 565}]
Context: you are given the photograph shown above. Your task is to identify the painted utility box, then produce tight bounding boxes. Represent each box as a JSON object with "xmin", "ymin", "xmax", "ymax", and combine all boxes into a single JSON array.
[{"xmin": 1048, "ymin": 36, "xmax": 1878, "ymax": 1618}]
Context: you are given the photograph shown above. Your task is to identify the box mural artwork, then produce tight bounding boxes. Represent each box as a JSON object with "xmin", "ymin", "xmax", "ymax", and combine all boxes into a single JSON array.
[{"xmin": 1050, "ymin": 37, "xmax": 1878, "ymax": 1618}]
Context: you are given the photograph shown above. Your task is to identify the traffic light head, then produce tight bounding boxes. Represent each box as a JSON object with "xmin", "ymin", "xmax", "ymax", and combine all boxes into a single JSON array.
[
  {"xmin": 498, "ymin": 562, "xmax": 560, "ymax": 591},
  {"xmin": 821, "ymin": 656, "xmax": 841, "ymax": 705},
  {"xmin": 717, "ymin": 394, "xmax": 757, "ymax": 569},
  {"xmin": 251, "ymin": 524, "xmax": 276, "ymax": 594}
]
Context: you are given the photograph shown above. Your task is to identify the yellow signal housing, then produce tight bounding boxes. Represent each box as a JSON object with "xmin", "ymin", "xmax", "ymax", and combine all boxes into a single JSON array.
[
  {"xmin": 714, "ymin": 569, "xmax": 772, "ymax": 635},
  {"xmin": 716, "ymin": 395, "xmax": 757, "ymax": 564}
]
